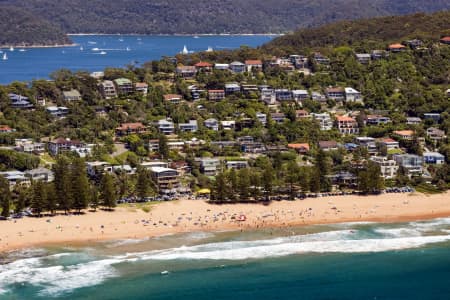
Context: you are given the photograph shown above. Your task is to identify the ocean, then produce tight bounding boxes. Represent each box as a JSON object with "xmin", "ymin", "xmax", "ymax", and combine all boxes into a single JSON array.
[
  {"xmin": 0, "ymin": 35, "xmax": 275, "ymax": 84},
  {"xmin": 1, "ymin": 218, "xmax": 450, "ymax": 299}
]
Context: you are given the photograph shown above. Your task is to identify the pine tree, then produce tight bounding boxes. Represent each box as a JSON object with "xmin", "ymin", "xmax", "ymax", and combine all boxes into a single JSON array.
[
  {"xmin": 136, "ymin": 167, "xmax": 151, "ymax": 200},
  {"xmin": 211, "ymin": 171, "xmax": 228, "ymax": 202},
  {"xmin": 158, "ymin": 134, "xmax": 169, "ymax": 159},
  {"xmin": 227, "ymin": 168, "xmax": 238, "ymax": 202},
  {"xmin": 262, "ymin": 162, "xmax": 274, "ymax": 201},
  {"xmin": 100, "ymin": 173, "xmax": 117, "ymax": 210},
  {"xmin": 237, "ymin": 168, "xmax": 251, "ymax": 201},
  {"xmin": 53, "ymin": 156, "xmax": 73, "ymax": 213},
  {"xmin": 14, "ymin": 186, "xmax": 27, "ymax": 214},
  {"xmin": 31, "ymin": 181, "xmax": 46, "ymax": 217},
  {"xmin": 0, "ymin": 175, "xmax": 11, "ymax": 218},
  {"xmin": 90, "ymin": 185, "xmax": 99, "ymax": 211},
  {"xmin": 286, "ymin": 161, "xmax": 300, "ymax": 199},
  {"xmin": 45, "ymin": 183, "xmax": 58, "ymax": 215},
  {"xmin": 71, "ymin": 157, "xmax": 90, "ymax": 212}
]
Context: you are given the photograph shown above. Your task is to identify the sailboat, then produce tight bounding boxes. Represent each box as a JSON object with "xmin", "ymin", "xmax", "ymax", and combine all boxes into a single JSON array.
[
  {"xmin": 99, "ymin": 51, "xmax": 107, "ymax": 55},
  {"xmin": 181, "ymin": 45, "xmax": 189, "ymax": 54},
  {"xmin": 9, "ymin": 46, "xmax": 14, "ymax": 51},
  {"xmin": 126, "ymin": 46, "xmax": 130, "ymax": 51},
  {"xmin": 80, "ymin": 45, "xmax": 84, "ymax": 51},
  {"xmin": 206, "ymin": 46, "xmax": 213, "ymax": 52},
  {"xmin": 2, "ymin": 53, "xmax": 8, "ymax": 60},
  {"xmin": 193, "ymin": 35, "xmax": 199, "ymax": 39}
]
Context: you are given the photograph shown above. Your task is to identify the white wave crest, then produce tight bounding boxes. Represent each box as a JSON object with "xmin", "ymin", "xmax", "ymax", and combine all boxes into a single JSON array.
[
  {"xmin": 0, "ymin": 253, "xmax": 120, "ymax": 297},
  {"xmin": 136, "ymin": 235, "xmax": 450, "ymax": 261}
]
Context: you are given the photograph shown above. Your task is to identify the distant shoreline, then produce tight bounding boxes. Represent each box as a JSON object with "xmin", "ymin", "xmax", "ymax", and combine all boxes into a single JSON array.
[
  {"xmin": 0, "ymin": 43, "xmax": 78, "ymax": 49},
  {"xmin": 68, "ymin": 33, "xmax": 283, "ymax": 37}
]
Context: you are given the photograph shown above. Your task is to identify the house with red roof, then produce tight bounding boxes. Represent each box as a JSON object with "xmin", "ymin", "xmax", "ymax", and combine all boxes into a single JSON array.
[
  {"xmin": 440, "ymin": 36, "xmax": 450, "ymax": 45},
  {"xmin": 288, "ymin": 143, "xmax": 310, "ymax": 154},
  {"xmin": 208, "ymin": 90, "xmax": 225, "ymax": 101},
  {"xmin": 335, "ymin": 115, "xmax": 359, "ymax": 135},
  {"xmin": 0, "ymin": 125, "xmax": 15, "ymax": 133},
  {"xmin": 116, "ymin": 122, "xmax": 147, "ymax": 136},
  {"xmin": 164, "ymin": 94, "xmax": 183, "ymax": 104},
  {"xmin": 388, "ymin": 43, "xmax": 406, "ymax": 52},
  {"xmin": 194, "ymin": 61, "xmax": 213, "ymax": 71},
  {"xmin": 245, "ymin": 60, "xmax": 263, "ymax": 72},
  {"xmin": 392, "ymin": 130, "xmax": 414, "ymax": 141}
]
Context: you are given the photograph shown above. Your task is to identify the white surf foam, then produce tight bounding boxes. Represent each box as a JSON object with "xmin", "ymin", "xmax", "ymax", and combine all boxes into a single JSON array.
[
  {"xmin": 0, "ymin": 253, "xmax": 120, "ymax": 297},
  {"xmin": 134, "ymin": 235, "xmax": 450, "ymax": 261}
]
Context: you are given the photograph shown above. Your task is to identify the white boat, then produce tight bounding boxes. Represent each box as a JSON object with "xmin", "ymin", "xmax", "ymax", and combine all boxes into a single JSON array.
[
  {"xmin": 92, "ymin": 47, "xmax": 100, "ymax": 51},
  {"xmin": 2, "ymin": 53, "xmax": 7, "ymax": 60},
  {"xmin": 9, "ymin": 46, "xmax": 14, "ymax": 52},
  {"xmin": 126, "ymin": 47, "xmax": 130, "ymax": 51},
  {"xmin": 137, "ymin": 37, "xmax": 142, "ymax": 41},
  {"xmin": 193, "ymin": 35, "xmax": 199, "ymax": 39},
  {"xmin": 206, "ymin": 46, "xmax": 213, "ymax": 52},
  {"xmin": 100, "ymin": 51, "xmax": 107, "ymax": 55},
  {"xmin": 18, "ymin": 49, "xmax": 26, "ymax": 52},
  {"xmin": 88, "ymin": 41, "xmax": 97, "ymax": 45},
  {"xmin": 80, "ymin": 46, "xmax": 84, "ymax": 51},
  {"xmin": 160, "ymin": 270, "xmax": 169, "ymax": 275},
  {"xmin": 181, "ymin": 45, "xmax": 189, "ymax": 54},
  {"xmin": 118, "ymin": 38, "xmax": 124, "ymax": 42}
]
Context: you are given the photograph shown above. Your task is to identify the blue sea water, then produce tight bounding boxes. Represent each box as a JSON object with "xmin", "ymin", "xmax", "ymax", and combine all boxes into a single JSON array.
[
  {"xmin": 0, "ymin": 35, "xmax": 274, "ymax": 84},
  {"xmin": 1, "ymin": 218, "xmax": 450, "ymax": 299}
]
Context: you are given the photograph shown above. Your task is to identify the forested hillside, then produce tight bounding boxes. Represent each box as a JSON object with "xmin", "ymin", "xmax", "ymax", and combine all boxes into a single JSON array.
[
  {"xmin": 0, "ymin": 5, "xmax": 70, "ymax": 47},
  {"xmin": 263, "ymin": 11, "xmax": 450, "ymax": 54},
  {"xmin": 1, "ymin": 0, "xmax": 449, "ymax": 34}
]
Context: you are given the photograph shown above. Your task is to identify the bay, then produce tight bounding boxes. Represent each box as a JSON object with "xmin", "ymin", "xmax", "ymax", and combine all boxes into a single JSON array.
[{"xmin": 0, "ymin": 35, "xmax": 275, "ymax": 84}]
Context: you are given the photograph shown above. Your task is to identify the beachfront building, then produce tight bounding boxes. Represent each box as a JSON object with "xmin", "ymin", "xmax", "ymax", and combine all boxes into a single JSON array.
[
  {"xmin": 0, "ymin": 171, "xmax": 30, "ymax": 188},
  {"xmin": 370, "ymin": 156, "xmax": 398, "ymax": 179},
  {"xmin": 394, "ymin": 154, "xmax": 423, "ymax": 177},
  {"xmin": 99, "ymin": 80, "xmax": 117, "ymax": 99},
  {"xmin": 24, "ymin": 168, "xmax": 55, "ymax": 183},
  {"xmin": 149, "ymin": 167, "xmax": 180, "ymax": 194}
]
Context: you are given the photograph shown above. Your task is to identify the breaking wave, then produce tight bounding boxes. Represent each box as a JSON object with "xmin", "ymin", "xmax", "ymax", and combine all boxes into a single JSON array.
[{"xmin": 1, "ymin": 218, "xmax": 449, "ymax": 297}]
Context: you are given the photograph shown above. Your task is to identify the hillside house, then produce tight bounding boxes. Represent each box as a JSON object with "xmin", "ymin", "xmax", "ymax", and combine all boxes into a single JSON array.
[
  {"xmin": 326, "ymin": 87, "xmax": 345, "ymax": 101},
  {"xmin": 114, "ymin": 78, "xmax": 134, "ymax": 95},
  {"xmin": 208, "ymin": 90, "xmax": 225, "ymax": 101},
  {"xmin": 116, "ymin": 122, "xmax": 147, "ymax": 136},
  {"xmin": 135, "ymin": 82, "xmax": 148, "ymax": 95},
  {"xmin": 99, "ymin": 80, "xmax": 117, "ymax": 99},
  {"xmin": 164, "ymin": 94, "xmax": 183, "ymax": 104},
  {"xmin": 63, "ymin": 89, "xmax": 82, "ymax": 101},
  {"xmin": 311, "ymin": 113, "xmax": 333, "ymax": 130},
  {"xmin": 245, "ymin": 60, "xmax": 263, "ymax": 72},
  {"xmin": 229, "ymin": 61, "xmax": 246, "ymax": 73},
  {"xmin": 176, "ymin": 65, "xmax": 197, "ymax": 78},
  {"xmin": 345, "ymin": 87, "xmax": 363, "ymax": 103},
  {"xmin": 9, "ymin": 93, "xmax": 34, "ymax": 109},
  {"xmin": 178, "ymin": 120, "xmax": 198, "ymax": 132},
  {"xmin": 370, "ymin": 157, "xmax": 398, "ymax": 179},
  {"xmin": 204, "ymin": 118, "xmax": 219, "ymax": 131},
  {"xmin": 335, "ymin": 116, "xmax": 359, "ymax": 135}
]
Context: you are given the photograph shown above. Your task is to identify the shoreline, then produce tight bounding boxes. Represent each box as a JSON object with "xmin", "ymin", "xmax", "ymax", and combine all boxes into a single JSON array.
[
  {"xmin": 67, "ymin": 33, "xmax": 283, "ymax": 37},
  {"xmin": 0, "ymin": 43, "xmax": 78, "ymax": 49},
  {"xmin": 1, "ymin": 191, "xmax": 449, "ymax": 253}
]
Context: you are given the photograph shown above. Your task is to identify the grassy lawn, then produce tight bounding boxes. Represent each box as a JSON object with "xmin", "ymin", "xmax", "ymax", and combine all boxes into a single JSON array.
[
  {"xmin": 414, "ymin": 183, "xmax": 444, "ymax": 194},
  {"xmin": 118, "ymin": 201, "xmax": 162, "ymax": 213},
  {"xmin": 40, "ymin": 153, "xmax": 56, "ymax": 165}
]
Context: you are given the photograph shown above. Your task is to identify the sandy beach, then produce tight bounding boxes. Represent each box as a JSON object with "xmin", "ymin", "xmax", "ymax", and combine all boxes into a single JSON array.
[{"xmin": 1, "ymin": 192, "xmax": 449, "ymax": 253}]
